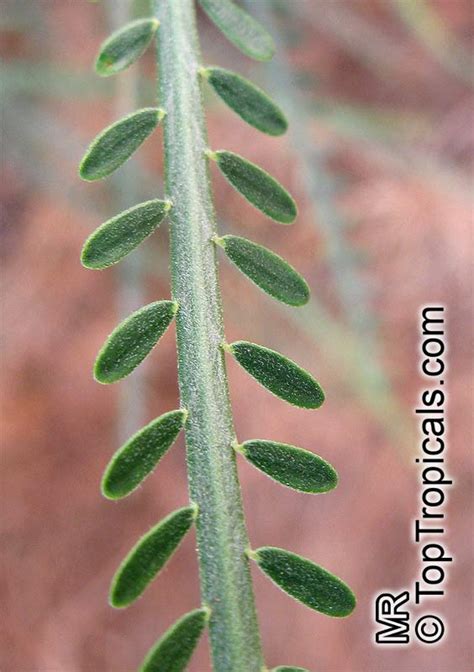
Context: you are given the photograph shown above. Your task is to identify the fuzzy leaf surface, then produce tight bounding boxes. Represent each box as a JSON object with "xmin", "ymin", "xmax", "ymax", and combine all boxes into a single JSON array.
[
  {"xmin": 95, "ymin": 18, "xmax": 159, "ymax": 77},
  {"xmin": 198, "ymin": 0, "xmax": 274, "ymax": 61},
  {"xmin": 240, "ymin": 440, "xmax": 337, "ymax": 493},
  {"xmin": 110, "ymin": 506, "xmax": 196, "ymax": 608},
  {"xmin": 79, "ymin": 108, "xmax": 162, "ymax": 181},
  {"xmin": 217, "ymin": 234, "xmax": 309, "ymax": 306},
  {"xmin": 82, "ymin": 199, "xmax": 170, "ymax": 269},
  {"xmin": 228, "ymin": 341, "xmax": 324, "ymax": 408},
  {"xmin": 94, "ymin": 300, "xmax": 177, "ymax": 384},
  {"xmin": 253, "ymin": 547, "xmax": 356, "ymax": 617},
  {"xmin": 140, "ymin": 608, "xmax": 209, "ymax": 672},
  {"xmin": 204, "ymin": 66, "xmax": 287, "ymax": 135},
  {"xmin": 102, "ymin": 410, "xmax": 187, "ymax": 499},
  {"xmin": 272, "ymin": 667, "xmax": 310, "ymax": 672},
  {"xmin": 212, "ymin": 150, "xmax": 296, "ymax": 223}
]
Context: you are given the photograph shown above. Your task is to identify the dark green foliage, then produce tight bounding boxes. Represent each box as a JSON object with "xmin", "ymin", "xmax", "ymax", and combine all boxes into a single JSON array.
[
  {"xmin": 211, "ymin": 150, "xmax": 297, "ymax": 224},
  {"xmin": 95, "ymin": 18, "xmax": 159, "ymax": 77},
  {"xmin": 227, "ymin": 341, "xmax": 325, "ymax": 408},
  {"xmin": 94, "ymin": 300, "xmax": 177, "ymax": 384},
  {"xmin": 81, "ymin": 199, "xmax": 171, "ymax": 269},
  {"xmin": 110, "ymin": 506, "xmax": 196, "ymax": 608},
  {"xmin": 80, "ymin": 1, "xmax": 356, "ymax": 666},
  {"xmin": 79, "ymin": 108, "xmax": 163, "ymax": 181},
  {"xmin": 215, "ymin": 234, "xmax": 309, "ymax": 306},
  {"xmin": 198, "ymin": 0, "xmax": 274, "ymax": 61},
  {"xmin": 203, "ymin": 66, "xmax": 287, "ymax": 136},
  {"xmin": 102, "ymin": 410, "xmax": 187, "ymax": 499},
  {"xmin": 140, "ymin": 608, "xmax": 209, "ymax": 672},
  {"xmin": 239, "ymin": 440, "xmax": 338, "ymax": 494},
  {"xmin": 251, "ymin": 547, "xmax": 356, "ymax": 618}
]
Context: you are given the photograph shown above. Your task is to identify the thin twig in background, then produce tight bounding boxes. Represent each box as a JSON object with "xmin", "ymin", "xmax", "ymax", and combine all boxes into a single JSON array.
[{"xmin": 107, "ymin": 0, "xmax": 148, "ymax": 442}]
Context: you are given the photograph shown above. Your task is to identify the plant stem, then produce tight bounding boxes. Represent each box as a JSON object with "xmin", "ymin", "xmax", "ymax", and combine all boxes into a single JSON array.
[{"xmin": 154, "ymin": 1, "xmax": 264, "ymax": 670}]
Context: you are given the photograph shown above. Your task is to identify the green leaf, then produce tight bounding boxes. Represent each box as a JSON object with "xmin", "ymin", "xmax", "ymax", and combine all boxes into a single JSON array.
[
  {"xmin": 203, "ymin": 66, "xmax": 287, "ymax": 136},
  {"xmin": 140, "ymin": 608, "xmax": 209, "ymax": 672},
  {"xmin": 215, "ymin": 234, "xmax": 309, "ymax": 306},
  {"xmin": 95, "ymin": 18, "xmax": 159, "ymax": 77},
  {"xmin": 198, "ymin": 0, "xmax": 274, "ymax": 61},
  {"xmin": 79, "ymin": 108, "xmax": 163, "ymax": 181},
  {"xmin": 102, "ymin": 410, "xmax": 187, "ymax": 499},
  {"xmin": 250, "ymin": 547, "xmax": 356, "ymax": 618},
  {"xmin": 81, "ymin": 199, "xmax": 171, "ymax": 269},
  {"xmin": 210, "ymin": 150, "xmax": 297, "ymax": 224},
  {"xmin": 94, "ymin": 300, "xmax": 177, "ymax": 384},
  {"xmin": 110, "ymin": 506, "xmax": 196, "ymax": 608},
  {"xmin": 226, "ymin": 341, "xmax": 324, "ymax": 409},
  {"xmin": 272, "ymin": 667, "xmax": 310, "ymax": 672},
  {"xmin": 238, "ymin": 440, "xmax": 337, "ymax": 494}
]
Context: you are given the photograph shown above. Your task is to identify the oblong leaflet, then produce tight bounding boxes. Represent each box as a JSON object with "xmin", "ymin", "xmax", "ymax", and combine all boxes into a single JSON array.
[
  {"xmin": 79, "ymin": 108, "xmax": 163, "ymax": 181},
  {"xmin": 95, "ymin": 18, "xmax": 159, "ymax": 77},
  {"xmin": 212, "ymin": 150, "xmax": 297, "ymax": 224},
  {"xmin": 102, "ymin": 410, "xmax": 187, "ymax": 499},
  {"xmin": 216, "ymin": 234, "xmax": 309, "ymax": 306},
  {"xmin": 204, "ymin": 66, "xmax": 287, "ymax": 136},
  {"xmin": 239, "ymin": 440, "xmax": 338, "ymax": 493},
  {"xmin": 251, "ymin": 546, "xmax": 356, "ymax": 617},
  {"xmin": 82, "ymin": 199, "xmax": 171, "ymax": 269},
  {"xmin": 94, "ymin": 300, "xmax": 177, "ymax": 384},
  {"xmin": 110, "ymin": 506, "xmax": 196, "ymax": 608},
  {"xmin": 227, "ymin": 341, "xmax": 324, "ymax": 409},
  {"xmin": 198, "ymin": 0, "xmax": 274, "ymax": 61},
  {"xmin": 140, "ymin": 608, "xmax": 209, "ymax": 672}
]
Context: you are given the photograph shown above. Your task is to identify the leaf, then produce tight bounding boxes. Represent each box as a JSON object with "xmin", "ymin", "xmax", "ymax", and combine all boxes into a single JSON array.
[
  {"xmin": 238, "ymin": 440, "xmax": 337, "ymax": 494},
  {"xmin": 102, "ymin": 410, "xmax": 187, "ymax": 499},
  {"xmin": 94, "ymin": 300, "xmax": 177, "ymax": 384},
  {"xmin": 203, "ymin": 66, "xmax": 287, "ymax": 136},
  {"xmin": 210, "ymin": 150, "xmax": 297, "ymax": 224},
  {"xmin": 215, "ymin": 235, "xmax": 309, "ymax": 306},
  {"xmin": 95, "ymin": 18, "xmax": 159, "ymax": 77},
  {"xmin": 140, "ymin": 608, "xmax": 209, "ymax": 672},
  {"xmin": 81, "ymin": 199, "xmax": 171, "ymax": 269},
  {"xmin": 272, "ymin": 667, "xmax": 310, "ymax": 672},
  {"xmin": 110, "ymin": 506, "xmax": 196, "ymax": 608},
  {"xmin": 250, "ymin": 547, "xmax": 356, "ymax": 618},
  {"xmin": 198, "ymin": 0, "xmax": 274, "ymax": 61},
  {"xmin": 79, "ymin": 108, "xmax": 163, "ymax": 181},
  {"xmin": 227, "ymin": 341, "xmax": 324, "ymax": 409}
]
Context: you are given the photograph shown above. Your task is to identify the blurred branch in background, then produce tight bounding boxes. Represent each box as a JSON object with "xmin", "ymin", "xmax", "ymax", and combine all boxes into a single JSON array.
[
  {"xmin": 249, "ymin": 0, "xmax": 412, "ymax": 452},
  {"xmin": 391, "ymin": 0, "xmax": 474, "ymax": 88},
  {"xmin": 106, "ymin": 0, "xmax": 148, "ymax": 442}
]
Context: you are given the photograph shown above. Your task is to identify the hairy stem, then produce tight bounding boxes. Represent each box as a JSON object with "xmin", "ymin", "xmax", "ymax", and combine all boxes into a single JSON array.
[{"xmin": 154, "ymin": 1, "xmax": 264, "ymax": 670}]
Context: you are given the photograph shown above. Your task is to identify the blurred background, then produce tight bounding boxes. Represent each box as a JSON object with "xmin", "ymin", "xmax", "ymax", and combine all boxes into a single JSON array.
[{"xmin": 1, "ymin": 0, "xmax": 473, "ymax": 670}]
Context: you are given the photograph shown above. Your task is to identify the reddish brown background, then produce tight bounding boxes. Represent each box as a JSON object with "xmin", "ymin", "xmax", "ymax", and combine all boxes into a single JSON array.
[{"xmin": 1, "ymin": 1, "xmax": 473, "ymax": 671}]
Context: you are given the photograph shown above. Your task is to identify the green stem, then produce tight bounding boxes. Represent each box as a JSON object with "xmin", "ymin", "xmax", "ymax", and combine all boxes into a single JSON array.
[{"xmin": 154, "ymin": 1, "xmax": 264, "ymax": 670}]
